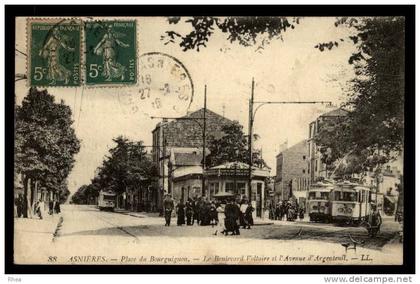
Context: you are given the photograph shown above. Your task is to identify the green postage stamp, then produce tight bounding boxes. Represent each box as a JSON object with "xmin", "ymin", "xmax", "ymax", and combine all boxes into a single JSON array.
[
  {"xmin": 85, "ymin": 20, "xmax": 137, "ymax": 85},
  {"xmin": 28, "ymin": 19, "xmax": 82, "ymax": 87}
]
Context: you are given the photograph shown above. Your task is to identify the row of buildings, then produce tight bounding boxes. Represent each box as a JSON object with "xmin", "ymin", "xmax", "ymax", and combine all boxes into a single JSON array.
[
  {"xmin": 114, "ymin": 106, "xmax": 402, "ymax": 218},
  {"xmin": 274, "ymin": 108, "xmax": 403, "ymax": 214}
]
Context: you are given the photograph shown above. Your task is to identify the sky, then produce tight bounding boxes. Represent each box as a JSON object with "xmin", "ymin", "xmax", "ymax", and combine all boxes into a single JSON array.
[{"xmin": 15, "ymin": 16, "xmax": 357, "ymax": 194}]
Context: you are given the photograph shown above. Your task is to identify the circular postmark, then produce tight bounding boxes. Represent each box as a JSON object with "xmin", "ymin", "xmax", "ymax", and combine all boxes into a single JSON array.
[{"xmin": 118, "ymin": 52, "xmax": 194, "ymax": 117}]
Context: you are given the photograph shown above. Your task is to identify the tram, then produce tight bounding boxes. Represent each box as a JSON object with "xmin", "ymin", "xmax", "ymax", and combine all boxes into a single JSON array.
[
  {"xmin": 330, "ymin": 181, "xmax": 371, "ymax": 224},
  {"xmin": 98, "ymin": 189, "xmax": 117, "ymax": 211},
  {"xmin": 307, "ymin": 181, "xmax": 334, "ymax": 222}
]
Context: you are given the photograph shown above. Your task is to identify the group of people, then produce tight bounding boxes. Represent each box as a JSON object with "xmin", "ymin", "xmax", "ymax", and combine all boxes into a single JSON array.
[
  {"xmin": 14, "ymin": 193, "xmax": 61, "ymax": 219},
  {"xmin": 162, "ymin": 194, "xmax": 255, "ymax": 235},
  {"xmin": 268, "ymin": 200, "xmax": 305, "ymax": 222}
]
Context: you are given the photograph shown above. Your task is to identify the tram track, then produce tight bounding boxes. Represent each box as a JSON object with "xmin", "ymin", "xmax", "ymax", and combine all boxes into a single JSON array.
[{"xmin": 92, "ymin": 210, "xmax": 139, "ymax": 241}]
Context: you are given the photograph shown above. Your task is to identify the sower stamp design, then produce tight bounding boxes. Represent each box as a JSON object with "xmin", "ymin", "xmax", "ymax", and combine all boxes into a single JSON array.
[
  {"xmin": 28, "ymin": 19, "xmax": 81, "ymax": 87},
  {"xmin": 85, "ymin": 20, "xmax": 137, "ymax": 85}
]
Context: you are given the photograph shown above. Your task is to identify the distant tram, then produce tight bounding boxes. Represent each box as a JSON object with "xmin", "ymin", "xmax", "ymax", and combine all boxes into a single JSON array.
[
  {"xmin": 330, "ymin": 181, "xmax": 371, "ymax": 224},
  {"xmin": 307, "ymin": 181, "xmax": 334, "ymax": 222},
  {"xmin": 98, "ymin": 190, "xmax": 116, "ymax": 211}
]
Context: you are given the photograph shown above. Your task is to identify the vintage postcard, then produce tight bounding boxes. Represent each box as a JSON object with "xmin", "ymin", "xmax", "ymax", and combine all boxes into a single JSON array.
[{"xmin": 11, "ymin": 12, "xmax": 410, "ymax": 270}]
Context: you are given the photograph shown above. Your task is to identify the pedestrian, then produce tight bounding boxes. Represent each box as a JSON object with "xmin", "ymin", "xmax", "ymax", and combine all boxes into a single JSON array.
[
  {"xmin": 49, "ymin": 200, "xmax": 54, "ymax": 215},
  {"xmin": 244, "ymin": 202, "xmax": 255, "ymax": 229},
  {"xmin": 240, "ymin": 200, "xmax": 247, "ymax": 228},
  {"xmin": 209, "ymin": 201, "xmax": 218, "ymax": 227},
  {"xmin": 200, "ymin": 199, "xmax": 210, "ymax": 226},
  {"xmin": 281, "ymin": 201, "xmax": 287, "ymax": 221},
  {"xmin": 223, "ymin": 199, "xmax": 239, "ymax": 235},
  {"xmin": 176, "ymin": 200, "xmax": 186, "ymax": 226},
  {"xmin": 233, "ymin": 200, "xmax": 241, "ymax": 235},
  {"xmin": 299, "ymin": 207, "xmax": 305, "ymax": 221},
  {"xmin": 275, "ymin": 203, "xmax": 281, "ymax": 220},
  {"xmin": 34, "ymin": 199, "xmax": 43, "ymax": 219},
  {"xmin": 215, "ymin": 202, "xmax": 225, "ymax": 234},
  {"xmin": 163, "ymin": 194, "xmax": 174, "ymax": 226},
  {"xmin": 15, "ymin": 194, "xmax": 24, "ymax": 218},
  {"xmin": 192, "ymin": 197, "xmax": 199, "ymax": 225},
  {"xmin": 367, "ymin": 204, "xmax": 382, "ymax": 237},
  {"xmin": 54, "ymin": 200, "xmax": 61, "ymax": 214},
  {"xmin": 185, "ymin": 198, "xmax": 193, "ymax": 225}
]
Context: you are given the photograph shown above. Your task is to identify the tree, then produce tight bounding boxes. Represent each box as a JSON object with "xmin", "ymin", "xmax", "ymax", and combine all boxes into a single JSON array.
[
  {"xmin": 205, "ymin": 122, "xmax": 266, "ymax": 168},
  {"xmin": 161, "ymin": 16, "xmax": 300, "ymax": 51},
  {"xmin": 15, "ymin": 88, "xmax": 80, "ymax": 216},
  {"xmin": 92, "ymin": 136, "xmax": 157, "ymax": 208},
  {"xmin": 314, "ymin": 17, "xmax": 404, "ymax": 177}
]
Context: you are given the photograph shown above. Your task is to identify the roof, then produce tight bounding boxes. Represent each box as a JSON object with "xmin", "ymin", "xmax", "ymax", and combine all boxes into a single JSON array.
[
  {"xmin": 173, "ymin": 152, "xmax": 202, "ymax": 166},
  {"xmin": 210, "ymin": 162, "xmax": 250, "ymax": 170},
  {"xmin": 320, "ymin": 108, "xmax": 348, "ymax": 118},
  {"xmin": 152, "ymin": 108, "xmax": 234, "ymax": 133}
]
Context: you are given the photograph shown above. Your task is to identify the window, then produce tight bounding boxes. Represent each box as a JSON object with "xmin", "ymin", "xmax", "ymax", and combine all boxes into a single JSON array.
[
  {"xmin": 209, "ymin": 183, "xmax": 219, "ymax": 197},
  {"xmin": 225, "ymin": 182, "xmax": 235, "ymax": 193},
  {"xmin": 333, "ymin": 191, "xmax": 357, "ymax": 202},
  {"xmin": 302, "ymin": 169, "xmax": 306, "ymax": 174},
  {"xmin": 303, "ymin": 155, "xmax": 306, "ymax": 160},
  {"xmin": 237, "ymin": 182, "xmax": 246, "ymax": 195}
]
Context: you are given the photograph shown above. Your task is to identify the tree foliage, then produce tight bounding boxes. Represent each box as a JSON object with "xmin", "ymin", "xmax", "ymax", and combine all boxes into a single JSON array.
[
  {"xmin": 205, "ymin": 122, "xmax": 266, "ymax": 168},
  {"xmin": 93, "ymin": 136, "xmax": 157, "ymax": 195},
  {"xmin": 162, "ymin": 16, "xmax": 299, "ymax": 51},
  {"xmin": 314, "ymin": 17, "xmax": 404, "ymax": 176},
  {"xmin": 71, "ymin": 184, "xmax": 99, "ymax": 204},
  {"xmin": 15, "ymin": 88, "xmax": 80, "ymax": 203}
]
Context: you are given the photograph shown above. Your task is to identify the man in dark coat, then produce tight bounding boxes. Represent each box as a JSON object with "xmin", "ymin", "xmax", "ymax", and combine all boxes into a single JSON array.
[
  {"xmin": 192, "ymin": 197, "xmax": 199, "ymax": 225},
  {"xmin": 244, "ymin": 202, "xmax": 255, "ymax": 229},
  {"xmin": 185, "ymin": 198, "xmax": 194, "ymax": 225},
  {"xmin": 200, "ymin": 200, "xmax": 211, "ymax": 226},
  {"xmin": 163, "ymin": 194, "xmax": 175, "ymax": 226}
]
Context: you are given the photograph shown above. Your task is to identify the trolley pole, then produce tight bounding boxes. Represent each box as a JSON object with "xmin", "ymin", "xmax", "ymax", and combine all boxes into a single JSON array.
[
  {"xmin": 248, "ymin": 78, "xmax": 255, "ymax": 199},
  {"xmin": 202, "ymin": 85, "xmax": 207, "ymax": 197}
]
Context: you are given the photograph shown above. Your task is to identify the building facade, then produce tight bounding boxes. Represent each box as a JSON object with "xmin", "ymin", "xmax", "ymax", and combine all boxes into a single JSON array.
[
  {"xmin": 274, "ymin": 140, "xmax": 311, "ymax": 206},
  {"xmin": 205, "ymin": 162, "xmax": 270, "ymax": 218},
  {"xmin": 308, "ymin": 108, "xmax": 348, "ymax": 182},
  {"xmin": 151, "ymin": 108, "xmax": 234, "ymax": 210}
]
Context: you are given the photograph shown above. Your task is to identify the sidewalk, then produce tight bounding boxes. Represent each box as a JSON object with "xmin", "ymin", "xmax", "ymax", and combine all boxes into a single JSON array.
[
  {"xmin": 14, "ymin": 213, "xmax": 61, "ymax": 239},
  {"xmin": 14, "ymin": 213, "xmax": 62, "ymax": 264}
]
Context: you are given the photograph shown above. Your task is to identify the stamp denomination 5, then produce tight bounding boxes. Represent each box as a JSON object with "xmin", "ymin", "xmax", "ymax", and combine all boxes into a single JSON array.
[
  {"xmin": 85, "ymin": 20, "xmax": 137, "ymax": 86},
  {"xmin": 27, "ymin": 19, "xmax": 82, "ymax": 87}
]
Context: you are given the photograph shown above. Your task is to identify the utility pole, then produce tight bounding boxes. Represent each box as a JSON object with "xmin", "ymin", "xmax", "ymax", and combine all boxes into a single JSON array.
[
  {"xmin": 248, "ymin": 78, "xmax": 255, "ymax": 199},
  {"xmin": 248, "ymin": 78, "xmax": 332, "ymax": 203},
  {"xmin": 202, "ymin": 85, "xmax": 207, "ymax": 197}
]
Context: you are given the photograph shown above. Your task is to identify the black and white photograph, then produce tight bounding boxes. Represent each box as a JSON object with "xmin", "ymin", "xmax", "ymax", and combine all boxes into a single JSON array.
[{"xmin": 4, "ymin": 4, "xmax": 415, "ymax": 276}]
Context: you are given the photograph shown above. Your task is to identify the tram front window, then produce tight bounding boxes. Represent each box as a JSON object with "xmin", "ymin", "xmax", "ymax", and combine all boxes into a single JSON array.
[
  {"xmin": 103, "ymin": 195, "xmax": 116, "ymax": 201},
  {"xmin": 308, "ymin": 191, "xmax": 329, "ymax": 200},
  {"xmin": 334, "ymin": 191, "xmax": 357, "ymax": 202}
]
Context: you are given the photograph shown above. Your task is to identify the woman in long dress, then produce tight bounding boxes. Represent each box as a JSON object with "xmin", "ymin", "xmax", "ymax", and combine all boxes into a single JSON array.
[
  {"xmin": 39, "ymin": 27, "xmax": 74, "ymax": 85},
  {"xmin": 176, "ymin": 201, "xmax": 186, "ymax": 226},
  {"xmin": 94, "ymin": 25, "xmax": 129, "ymax": 81}
]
